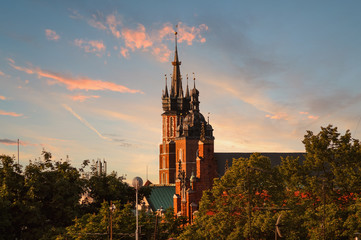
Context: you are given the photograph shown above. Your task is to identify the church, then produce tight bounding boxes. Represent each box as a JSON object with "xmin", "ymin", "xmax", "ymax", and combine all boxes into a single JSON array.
[{"xmin": 144, "ymin": 32, "xmax": 304, "ymax": 222}]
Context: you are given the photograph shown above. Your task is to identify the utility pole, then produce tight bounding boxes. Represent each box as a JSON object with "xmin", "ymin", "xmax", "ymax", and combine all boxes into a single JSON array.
[{"xmin": 17, "ymin": 139, "xmax": 19, "ymax": 165}]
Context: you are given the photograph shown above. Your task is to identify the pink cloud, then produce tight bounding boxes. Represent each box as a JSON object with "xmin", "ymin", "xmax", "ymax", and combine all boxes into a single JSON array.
[
  {"xmin": 45, "ymin": 29, "xmax": 60, "ymax": 41},
  {"xmin": 74, "ymin": 39, "xmax": 106, "ymax": 56},
  {"xmin": 70, "ymin": 95, "xmax": 100, "ymax": 102},
  {"xmin": 308, "ymin": 115, "xmax": 319, "ymax": 120},
  {"xmin": 152, "ymin": 44, "xmax": 172, "ymax": 62},
  {"xmin": 8, "ymin": 59, "xmax": 143, "ymax": 94},
  {"xmin": 0, "ymin": 71, "xmax": 4, "ymax": 76},
  {"xmin": 120, "ymin": 47, "xmax": 129, "ymax": 58},
  {"xmin": 122, "ymin": 24, "xmax": 153, "ymax": 50},
  {"xmin": 0, "ymin": 110, "xmax": 23, "ymax": 117},
  {"xmin": 72, "ymin": 12, "xmax": 208, "ymax": 62},
  {"xmin": 265, "ymin": 113, "xmax": 289, "ymax": 120},
  {"xmin": 106, "ymin": 14, "xmax": 122, "ymax": 38},
  {"xmin": 0, "ymin": 96, "xmax": 6, "ymax": 100},
  {"xmin": 299, "ymin": 111, "xmax": 309, "ymax": 115},
  {"xmin": 177, "ymin": 23, "xmax": 208, "ymax": 45}
]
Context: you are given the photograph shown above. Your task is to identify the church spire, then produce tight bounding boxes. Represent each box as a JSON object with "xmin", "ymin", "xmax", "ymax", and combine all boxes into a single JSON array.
[
  {"xmin": 163, "ymin": 74, "xmax": 169, "ymax": 98},
  {"xmin": 171, "ymin": 29, "xmax": 183, "ymax": 98},
  {"xmin": 185, "ymin": 74, "xmax": 190, "ymax": 98}
]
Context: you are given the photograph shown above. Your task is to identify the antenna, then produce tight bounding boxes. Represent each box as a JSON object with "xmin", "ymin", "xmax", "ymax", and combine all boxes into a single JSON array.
[{"xmin": 17, "ymin": 139, "xmax": 19, "ymax": 165}]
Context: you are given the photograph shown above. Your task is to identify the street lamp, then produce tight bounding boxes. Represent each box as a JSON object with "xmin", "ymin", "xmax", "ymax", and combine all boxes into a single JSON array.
[
  {"xmin": 109, "ymin": 202, "xmax": 116, "ymax": 240},
  {"xmin": 132, "ymin": 177, "xmax": 143, "ymax": 240}
]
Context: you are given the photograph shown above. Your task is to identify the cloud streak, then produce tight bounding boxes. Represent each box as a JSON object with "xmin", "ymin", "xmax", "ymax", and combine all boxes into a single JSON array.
[
  {"xmin": 63, "ymin": 104, "xmax": 111, "ymax": 141},
  {"xmin": 0, "ymin": 96, "xmax": 6, "ymax": 100},
  {"xmin": 0, "ymin": 139, "xmax": 34, "ymax": 146},
  {"xmin": 70, "ymin": 95, "xmax": 100, "ymax": 102},
  {"xmin": 45, "ymin": 29, "xmax": 60, "ymax": 41},
  {"xmin": 74, "ymin": 39, "xmax": 106, "ymax": 56},
  {"xmin": 8, "ymin": 59, "xmax": 143, "ymax": 93},
  {"xmin": 0, "ymin": 110, "xmax": 23, "ymax": 117}
]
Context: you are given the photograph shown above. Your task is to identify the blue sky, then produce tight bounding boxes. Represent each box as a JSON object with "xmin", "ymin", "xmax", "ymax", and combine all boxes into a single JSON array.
[{"xmin": 1, "ymin": 0, "xmax": 361, "ymax": 183}]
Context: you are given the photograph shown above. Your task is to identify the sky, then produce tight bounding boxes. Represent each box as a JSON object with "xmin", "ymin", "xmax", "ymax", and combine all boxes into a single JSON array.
[{"xmin": 1, "ymin": 0, "xmax": 361, "ymax": 183}]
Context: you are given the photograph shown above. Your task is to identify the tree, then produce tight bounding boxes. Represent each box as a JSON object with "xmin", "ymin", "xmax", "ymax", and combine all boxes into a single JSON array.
[
  {"xmin": 0, "ymin": 155, "xmax": 26, "ymax": 240},
  {"xmin": 0, "ymin": 151, "xmax": 85, "ymax": 239},
  {"xmin": 279, "ymin": 125, "xmax": 361, "ymax": 239},
  {"xmin": 179, "ymin": 153, "xmax": 285, "ymax": 239},
  {"xmin": 180, "ymin": 125, "xmax": 361, "ymax": 239},
  {"xmin": 84, "ymin": 172, "xmax": 151, "ymax": 212}
]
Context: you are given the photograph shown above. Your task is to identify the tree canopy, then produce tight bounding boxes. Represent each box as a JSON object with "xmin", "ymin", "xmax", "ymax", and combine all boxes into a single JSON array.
[
  {"xmin": 180, "ymin": 125, "xmax": 361, "ymax": 239},
  {"xmin": 0, "ymin": 151, "xmax": 149, "ymax": 240}
]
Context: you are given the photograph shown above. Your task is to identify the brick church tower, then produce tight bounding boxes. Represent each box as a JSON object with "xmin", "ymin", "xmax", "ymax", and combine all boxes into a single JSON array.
[{"xmin": 159, "ymin": 32, "xmax": 218, "ymax": 220}]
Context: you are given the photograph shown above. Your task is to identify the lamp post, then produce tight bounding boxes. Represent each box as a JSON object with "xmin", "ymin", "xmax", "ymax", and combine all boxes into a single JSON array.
[
  {"xmin": 109, "ymin": 202, "xmax": 116, "ymax": 240},
  {"xmin": 132, "ymin": 177, "xmax": 143, "ymax": 240}
]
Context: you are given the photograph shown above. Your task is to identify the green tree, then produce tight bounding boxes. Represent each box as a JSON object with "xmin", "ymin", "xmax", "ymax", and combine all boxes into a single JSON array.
[
  {"xmin": 180, "ymin": 153, "xmax": 285, "ymax": 240},
  {"xmin": 279, "ymin": 125, "xmax": 361, "ymax": 239},
  {"xmin": 85, "ymin": 172, "xmax": 151, "ymax": 212},
  {"xmin": 180, "ymin": 125, "xmax": 361, "ymax": 239},
  {"xmin": 0, "ymin": 151, "xmax": 85, "ymax": 239},
  {"xmin": 0, "ymin": 155, "xmax": 27, "ymax": 240}
]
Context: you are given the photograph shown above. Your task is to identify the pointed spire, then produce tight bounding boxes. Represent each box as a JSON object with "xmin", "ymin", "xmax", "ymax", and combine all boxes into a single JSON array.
[
  {"xmin": 185, "ymin": 74, "xmax": 190, "ymax": 98},
  {"xmin": 164, "ymin": 74, "xmax": 169, "ymax": 98},
  {"xmin": 193, "ymin": 72, "xmax": 196, "ymax": 89},
  {"xmin": 171, "ymin": 28, "xmax": 183, "ymax": 98}
]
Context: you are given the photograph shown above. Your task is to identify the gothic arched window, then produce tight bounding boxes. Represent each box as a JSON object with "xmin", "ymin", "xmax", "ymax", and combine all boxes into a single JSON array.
[{"xmin": 162, "ymin": 157, "xmax": 166, "ymax": 169}]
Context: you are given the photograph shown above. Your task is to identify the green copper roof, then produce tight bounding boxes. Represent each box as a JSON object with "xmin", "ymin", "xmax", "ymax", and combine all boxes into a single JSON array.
[{"xmin": 147, "ymin": 185, "xmax": 175, "ymax": 211}]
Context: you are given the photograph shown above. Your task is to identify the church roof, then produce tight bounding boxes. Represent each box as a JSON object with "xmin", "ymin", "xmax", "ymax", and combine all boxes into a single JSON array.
[
  {"xmin": 215, "ymin": 152, "xmax": 305, "ymax": 177},
  {"xmin": 146, "ymin": 185, "xmax": 175, "ymax": 211}
]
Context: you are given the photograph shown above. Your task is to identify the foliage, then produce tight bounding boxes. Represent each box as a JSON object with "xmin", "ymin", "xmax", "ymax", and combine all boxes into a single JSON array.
[
  {"xmin": 179, "ymin": 153, "xmax": 284, "ymax": 239},
  {"xmin": 85, "ymin": 172, "xmax": 151, "ymax": 211},
  {"xmin": 60, "ymin": 203, "xmax": 186, "ymax": 240},
  {"xmin": 0, "ymin": 151, "xmax": 151, "ymax": 240},
  {"xmin": 180, "ymin": 125, "xmax": 361, "ymax": 239}
]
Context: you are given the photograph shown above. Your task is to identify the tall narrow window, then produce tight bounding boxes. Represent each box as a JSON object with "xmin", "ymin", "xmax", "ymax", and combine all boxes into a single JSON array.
[
  {"xmin": 164, "ymin": 117, "xmax": 167, "ymax": 138},
  {"xmin": 162, "ymin": 173, "xmax": 165, "ymax": 184},
  {"xmin": 179, "ymin": 149, "xmax": 183, "ymax": 162},
  {"xmin": 170, "ymin": 117, "xmax": 174, "ymax": 137},
  {"xmin": 162, "ymin": 157, "xmax": 166, "ymax": 169}
]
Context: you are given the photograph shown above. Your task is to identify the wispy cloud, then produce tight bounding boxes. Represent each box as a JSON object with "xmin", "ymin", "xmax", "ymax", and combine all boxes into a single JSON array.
[
  {"xmin": 70, "ymin": 94, "xmax": 100, "ymax": 102},
  {"xmin": 0, "ymin": 139, "xmax": 35, "ymax": 146},
  {"xmin": 74, "ymin": 39, "xmax": 106, "ymax": 56},
  {"xmin": 45, "ymin": 29, "xmax": 60, "ymax": 41},
  {"xmin": 63, "ymin": 104, "xmax": 111, "ymax": 141},
  {"xmin": 299, "ymin": 111, "xmax": 319, "ymax": 120},
  {"xmin": 265, "ymin": 113, "xmax": 289, "ymax": 120},
  {"xmin": 0, "ymin": 96, "xmax": 6, "ymax": 100},
  {"xmin": 70, "ymin": 11, "xmax": 208, "ymax": 62},
  {"xmin": 8, "ymin": 59, "xmax": 143, "ymax": 93},
  {"xmin": 0, "ymin": 110, "xmax": 23, "ymax": 117},
  {"xmin": 69, "ymin": 9, "xmax": 107, "ymax": 30},
  {"xmin": 120, "ymin": 47, "xmax": 129, "ymax": 58},
  {"xmin": 0, "ymin": 71, "xmax": 5, "ymax": 76}
]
